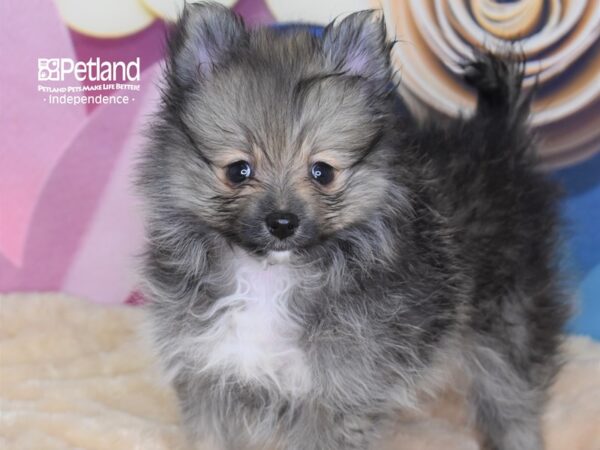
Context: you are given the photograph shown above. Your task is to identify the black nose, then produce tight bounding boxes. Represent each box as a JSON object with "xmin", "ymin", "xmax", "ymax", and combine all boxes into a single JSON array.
[{"xmin": 265, "ymin": 212, "xmax": 299, "ymax": 240}]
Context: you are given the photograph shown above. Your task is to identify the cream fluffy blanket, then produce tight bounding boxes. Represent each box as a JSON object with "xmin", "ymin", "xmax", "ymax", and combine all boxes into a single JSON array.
[{"xmin": 1, "ymin": 294, "xmax": 599, "ymax": 450}]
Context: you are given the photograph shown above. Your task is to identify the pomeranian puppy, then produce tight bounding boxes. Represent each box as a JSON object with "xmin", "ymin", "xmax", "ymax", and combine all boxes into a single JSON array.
[{"xmin": 137, "ymin": 3, "xmax": 568, "ymax": 449}]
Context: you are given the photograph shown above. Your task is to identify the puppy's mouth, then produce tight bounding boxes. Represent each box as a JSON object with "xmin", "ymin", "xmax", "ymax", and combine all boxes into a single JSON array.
[
  {"xmin": 233, "ymin": 235, "xmax": 298, "ymax": 256},
  {"xmin": 266, "ymin": 239, "xmax": 298, "ymax": 252}
]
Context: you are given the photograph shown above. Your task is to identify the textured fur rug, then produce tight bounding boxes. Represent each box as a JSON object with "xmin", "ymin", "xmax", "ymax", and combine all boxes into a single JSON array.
[{"xmin": 1, "ymin": 293, "xmax": 599, "ymax": 450}]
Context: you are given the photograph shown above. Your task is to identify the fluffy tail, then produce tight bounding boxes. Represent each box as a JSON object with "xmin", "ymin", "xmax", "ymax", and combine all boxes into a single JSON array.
[{"xmin": 463, "ymin": 51, "xmax": 532, "ymax": 127}]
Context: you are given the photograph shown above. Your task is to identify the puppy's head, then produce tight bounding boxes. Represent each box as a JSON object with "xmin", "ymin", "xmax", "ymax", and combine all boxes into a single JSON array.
[{"xmin": 150, "ymin": 3, "xmax": 401, "ymax": 255}]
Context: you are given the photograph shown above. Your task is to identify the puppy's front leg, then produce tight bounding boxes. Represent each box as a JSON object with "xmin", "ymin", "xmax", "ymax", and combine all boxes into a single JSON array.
[
  {"xmin": 468, "ymin": 343, "xmax": 546, "ymax": 450},
  {"xmin": 283, "ymin": 408, "xmax": 383, "ymax": 450}
]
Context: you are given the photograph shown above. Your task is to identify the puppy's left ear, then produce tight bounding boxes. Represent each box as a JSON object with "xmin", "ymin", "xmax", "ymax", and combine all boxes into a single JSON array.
[{"xmin": 323, "ymin": 10, "xmax": 392, "ymax": 84}]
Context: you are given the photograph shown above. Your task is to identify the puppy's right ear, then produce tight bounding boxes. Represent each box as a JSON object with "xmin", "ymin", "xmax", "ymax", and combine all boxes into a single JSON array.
[
  {"xmin": 322, "ymin": 10, "xmax": 391, "ymax": 84},
  {"xmin": 168, "ymin": 2, "xmax": 246, "ymax": 85}
]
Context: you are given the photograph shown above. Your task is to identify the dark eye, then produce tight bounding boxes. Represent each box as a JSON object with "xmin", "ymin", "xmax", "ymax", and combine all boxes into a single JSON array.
[
  {"xmin": 226, "ymin": 160, "xmax": 252, "ymax": 184},
  {"xmin": 311, "ymin": 162, "xmax": 334, "ymax": 185}
]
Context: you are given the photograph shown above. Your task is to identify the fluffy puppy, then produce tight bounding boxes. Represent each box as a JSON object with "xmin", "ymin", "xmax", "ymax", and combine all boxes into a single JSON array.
[{"xmin": 136, "ymin": 3, "xmax": 569, "ymax": 449}]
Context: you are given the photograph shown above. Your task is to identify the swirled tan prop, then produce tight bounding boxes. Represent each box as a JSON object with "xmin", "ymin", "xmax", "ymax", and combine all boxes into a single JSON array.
[{"xmin": 381, "ymin": 0, "xmax": 600, "ymax": 168}]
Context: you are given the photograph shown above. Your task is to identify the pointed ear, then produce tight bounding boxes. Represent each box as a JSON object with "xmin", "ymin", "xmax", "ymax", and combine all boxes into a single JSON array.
[
  {"xmin": 168, "ymin": 3, "xmax": 246, "ymax": 85},
  {"xmin": 322, "ymin": 10, "xmax": 392, "ymax": 83}
]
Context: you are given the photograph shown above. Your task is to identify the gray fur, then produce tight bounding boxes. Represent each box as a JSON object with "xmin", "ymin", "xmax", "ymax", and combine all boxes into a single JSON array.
[{"xmin": 136, "ymin": 4, "xmax": 569, "ymax": 449}]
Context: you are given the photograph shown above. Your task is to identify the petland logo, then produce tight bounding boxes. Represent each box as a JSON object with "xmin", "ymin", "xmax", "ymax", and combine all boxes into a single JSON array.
[
  {"xmin": 37, "ymin": 57, "xmax": 141, "ymax": 106},
  {"xmin": 38, "ymin": 57, "xmax": 140, "ymax": 82}
]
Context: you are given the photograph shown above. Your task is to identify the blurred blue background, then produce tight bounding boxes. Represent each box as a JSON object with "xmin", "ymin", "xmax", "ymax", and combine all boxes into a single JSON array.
[{"xmin": 555, "ymin": 152, "xmax": 600, "ymax": 339}]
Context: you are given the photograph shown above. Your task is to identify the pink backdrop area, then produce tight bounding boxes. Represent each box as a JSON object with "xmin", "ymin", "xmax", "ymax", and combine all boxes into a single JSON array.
[
  {"xmin": 0, "ymin": 0, "xmax": 276, "ymax": 304},
  {"xmin": 2, "ymin": 1, "xmax": 153, "ymax": 303}
]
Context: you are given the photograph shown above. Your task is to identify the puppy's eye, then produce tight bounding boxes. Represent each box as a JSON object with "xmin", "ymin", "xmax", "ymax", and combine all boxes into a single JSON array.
[
  {"xmin": 311, "ymin": 162, "xmax": 334, "ymax": 185},
  {"xmin": 226, "ymin": 160, "xmax": 252, "ymax": 184}
]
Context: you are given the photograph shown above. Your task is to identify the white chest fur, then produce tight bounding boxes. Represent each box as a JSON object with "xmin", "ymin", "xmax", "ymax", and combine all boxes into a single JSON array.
[{"xmin": 187, "ymin": 249, "xmax": 311, "ymax": 395}]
